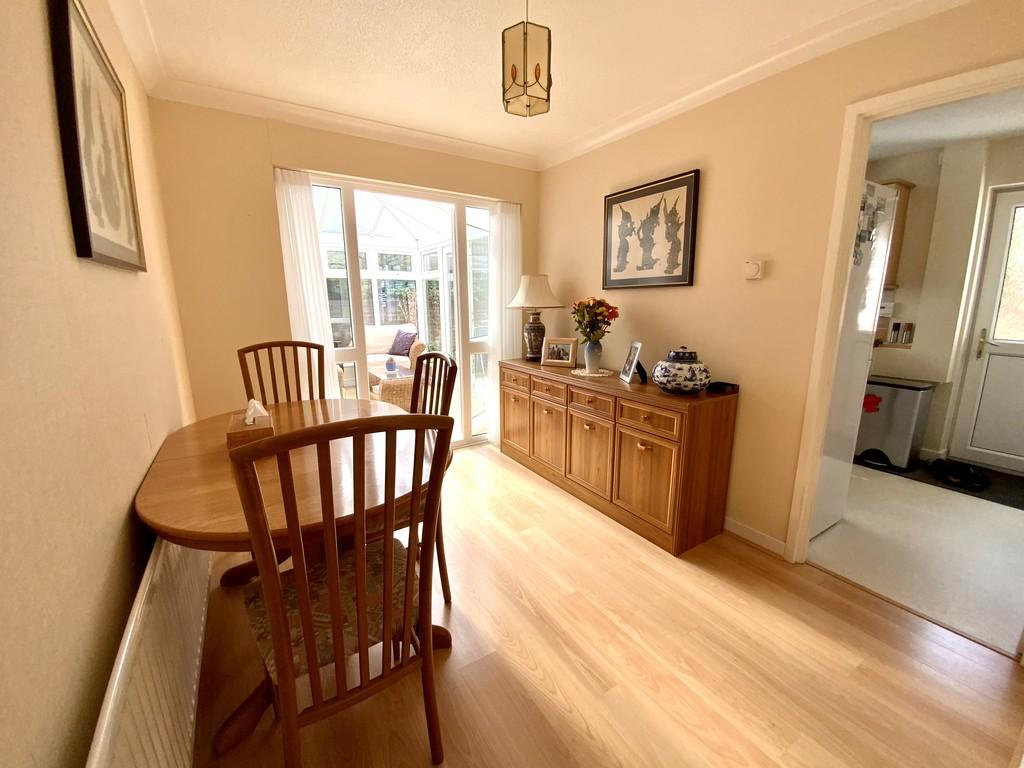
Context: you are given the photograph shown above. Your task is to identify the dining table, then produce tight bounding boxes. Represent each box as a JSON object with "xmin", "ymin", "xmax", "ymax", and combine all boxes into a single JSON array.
[{"xmin": 134, "ymin": 397, "xmax": 453, "ymax": 755}]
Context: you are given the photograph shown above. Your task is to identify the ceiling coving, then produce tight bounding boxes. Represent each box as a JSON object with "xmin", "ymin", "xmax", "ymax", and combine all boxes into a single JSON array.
[{"xmin": 110, "ymin": 0, "xmax": 971, "ymax": 169}]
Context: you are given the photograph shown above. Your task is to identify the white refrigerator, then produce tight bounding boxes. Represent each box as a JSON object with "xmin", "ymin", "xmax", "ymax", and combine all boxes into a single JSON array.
[{"xmin": 809, "ymin": 181, "xmax": 897, "ymax": 538}]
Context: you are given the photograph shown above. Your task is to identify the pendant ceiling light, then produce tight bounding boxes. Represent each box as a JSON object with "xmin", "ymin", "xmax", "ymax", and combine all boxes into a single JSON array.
[{"xmin": 502, "ymin": 1, "xmax": 552, "ymax": 117}]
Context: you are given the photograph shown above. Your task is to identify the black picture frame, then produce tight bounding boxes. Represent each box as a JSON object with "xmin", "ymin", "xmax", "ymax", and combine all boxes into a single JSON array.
[
  {"xmin": 49, "ymin": 0, "xmax": 146, "ymax": 271},
  {"xmin": 603, "ymin": 169, "xmax": 699, "ymax": 289}
]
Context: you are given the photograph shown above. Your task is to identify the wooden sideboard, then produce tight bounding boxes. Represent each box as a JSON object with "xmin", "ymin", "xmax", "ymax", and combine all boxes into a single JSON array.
[{"xmin": 498, "ymin": 359, "xmax": 738, "ymax": 555}]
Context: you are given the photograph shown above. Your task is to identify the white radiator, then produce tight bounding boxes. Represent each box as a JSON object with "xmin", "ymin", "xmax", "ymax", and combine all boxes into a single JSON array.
[{"xmin": 86, "ymin": 539, "xmax": 212, "ymax": 768}]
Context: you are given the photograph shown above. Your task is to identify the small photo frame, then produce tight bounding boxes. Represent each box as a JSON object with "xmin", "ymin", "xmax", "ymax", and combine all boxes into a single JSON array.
[
  {"xmin": 619, "ymin": 341, "xmax": 643, "ymax": 383},
  {"xmin": 540, "ymin": 337, "xmax": 577, "ymax": 367}
]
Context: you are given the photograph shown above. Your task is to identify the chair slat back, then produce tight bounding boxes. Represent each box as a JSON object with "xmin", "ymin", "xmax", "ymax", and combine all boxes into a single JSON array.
[
  {"xmin": 410, "ymin": 352, "xmax": 458, "ymax": 416},
  {"xmin": 238, "ymin": 341, "xmax": 326, "ymax": 404},
  {"xmin": 229, "ymin": 414, "xmax": 453, "ymax": 721}
]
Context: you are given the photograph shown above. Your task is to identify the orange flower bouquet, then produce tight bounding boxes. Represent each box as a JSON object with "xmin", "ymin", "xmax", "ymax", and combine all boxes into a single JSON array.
[{"xmin": 571, "ymin": 297, "xmax": 620, "ymax": 343}]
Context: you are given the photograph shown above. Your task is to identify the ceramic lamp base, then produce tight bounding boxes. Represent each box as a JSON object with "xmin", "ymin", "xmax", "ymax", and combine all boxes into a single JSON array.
[{"xmin": 523, "ymin": 311, "xmax": 545, "ymax": 361}]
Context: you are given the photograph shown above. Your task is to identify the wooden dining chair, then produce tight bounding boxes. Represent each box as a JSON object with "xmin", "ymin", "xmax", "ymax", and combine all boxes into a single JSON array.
[
  {"xmin": 410, "ymin": 352, "xmax": 458, "ymax": 604},
  {"xmin": 226, "ymin": 341, "xmax": 328, "ymax": 588},
  {"xmin": 230, "ymin": 414, "xmax": 454, "ymax": 768},
  {"xmin": 238, "ymin": 341, "xmax": 326, "ymax": 404}
]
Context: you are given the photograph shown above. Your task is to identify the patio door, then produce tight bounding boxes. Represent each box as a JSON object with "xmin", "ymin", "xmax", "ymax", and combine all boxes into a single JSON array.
[{"xmin": 310, "ymin": 177, "xmax": 496, "ymax": 444}]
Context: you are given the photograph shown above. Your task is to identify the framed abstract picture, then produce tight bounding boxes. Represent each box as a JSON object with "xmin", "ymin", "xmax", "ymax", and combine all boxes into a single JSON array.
[
  {"xmin": 603, "ymin": 170, "xmax": 699, "ymax": 289},
  {"xmin": 49, "ymin": 0, "xmax": 146, "ymax": 270}
]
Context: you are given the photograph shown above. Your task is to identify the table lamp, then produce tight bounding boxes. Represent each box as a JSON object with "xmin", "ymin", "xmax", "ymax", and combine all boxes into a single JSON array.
[{"xmin": 507, "ymin": 274, "xmax": 563, "ymax": 361}]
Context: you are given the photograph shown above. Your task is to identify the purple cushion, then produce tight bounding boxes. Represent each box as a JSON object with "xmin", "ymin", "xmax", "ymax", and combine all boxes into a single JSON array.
[{"xmin": 388, "ymin": 329, "xmax": 418, "ymax": 357}]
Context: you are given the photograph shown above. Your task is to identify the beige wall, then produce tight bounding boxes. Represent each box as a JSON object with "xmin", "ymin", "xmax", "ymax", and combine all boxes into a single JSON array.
[
  {"xmin": 988, "ymin": 133, "xmax": 1024, "ymax": 186},
  {"xmin": 536, "ymin": 0, "xmax": 1024, "ymax": 543},
  {"xmin": 913, "ymin": 140, "xmax": 988, "ymax": 385},
  {"xmin": 0, "ymin": 1, "xmax": 193, "ymax": 767},
  {"xmin": 151, "ymin": 101, "xmax": 539, "ymax": 418}
]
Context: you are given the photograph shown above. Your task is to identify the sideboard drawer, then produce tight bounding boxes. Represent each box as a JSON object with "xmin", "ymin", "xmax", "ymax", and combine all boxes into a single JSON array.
[
  {"xmin": 617, "ymin": 399, "xmax": 683, "ymax": 441},
  {"xmin": 501, "ymin": 367, "xmax": 530, "ymax": 392},
  {"xmin": 568, "ymin": 386, "xmax": 615, "ymax": 419},
  {"xmin": 530, "ymin": 376, "xmax": 567, "ymax": 404}
]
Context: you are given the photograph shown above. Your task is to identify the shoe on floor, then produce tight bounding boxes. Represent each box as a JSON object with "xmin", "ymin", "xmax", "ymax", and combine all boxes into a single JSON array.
[{"xmin": 928, "ymin": 459, "xmax": 991, "ymax": 493}]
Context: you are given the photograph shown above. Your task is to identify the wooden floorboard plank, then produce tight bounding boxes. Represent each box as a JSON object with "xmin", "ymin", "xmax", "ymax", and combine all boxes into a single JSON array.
[{"xmin": 194, "ymin": 445, "xmax": 1024, "ymax": 768}]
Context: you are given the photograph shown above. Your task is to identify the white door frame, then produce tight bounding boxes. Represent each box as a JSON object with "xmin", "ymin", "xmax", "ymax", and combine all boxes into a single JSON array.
[{"xmin": 785, "ymin": 58, "xmax": 1024, "ymax": 563}]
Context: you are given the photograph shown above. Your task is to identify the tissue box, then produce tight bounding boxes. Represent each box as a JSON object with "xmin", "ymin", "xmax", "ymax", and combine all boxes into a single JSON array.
[{"xmin": 226, "ymin": 412, "xmax": 275, "ymax": 449}]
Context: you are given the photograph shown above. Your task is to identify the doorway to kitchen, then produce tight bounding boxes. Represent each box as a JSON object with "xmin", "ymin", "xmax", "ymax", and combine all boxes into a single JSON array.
[{"xmin": 803, "ymin": 81, "xmax": 1024, "ymax": 658}]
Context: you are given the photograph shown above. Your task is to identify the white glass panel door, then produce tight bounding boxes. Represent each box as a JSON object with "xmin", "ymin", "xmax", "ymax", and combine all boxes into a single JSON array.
[
  {"xmin": 310, "ymin": 177, "xmax": 498, "ymax": 443},
  {"xmin": 312, "ymin": 184, "xmax": 363, "ymax": 398},
  {"xmin": 951, "ymin": 190, "xmax": 1024, "ymax": 472},
  {"xmin": 353, "ymin": 189, "xmax": 472, "ymax": 440},
  {"xmin": 466, "ymin": 206, "xmax": 492, "ymax": 437}
]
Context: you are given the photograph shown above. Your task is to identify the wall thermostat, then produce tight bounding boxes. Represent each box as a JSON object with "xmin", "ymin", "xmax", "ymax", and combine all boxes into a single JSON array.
[{"xmin": 743, "ymin": 259, "xmax": 765, "ymax": 280}]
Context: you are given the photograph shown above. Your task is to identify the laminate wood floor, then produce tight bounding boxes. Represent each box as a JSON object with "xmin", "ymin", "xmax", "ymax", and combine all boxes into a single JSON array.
[{"xmin": 194, "ymin": 445, "xmax": 1024, "ymax": 768}]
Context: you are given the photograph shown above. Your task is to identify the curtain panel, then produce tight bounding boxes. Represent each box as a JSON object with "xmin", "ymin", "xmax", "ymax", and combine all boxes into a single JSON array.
[
  {"xmin": 274, "ymin": 168, "xmax": 340, "ymax": 398},
  {"xmin": 487, "ymin": 201, "xmax": 523, "ymax": 443}
]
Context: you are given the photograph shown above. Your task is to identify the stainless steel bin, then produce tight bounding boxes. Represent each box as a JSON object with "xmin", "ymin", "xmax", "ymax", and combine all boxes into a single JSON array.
[{"xmin": 855, "ymin": 375, "xmax": 936, "ymax": 469}]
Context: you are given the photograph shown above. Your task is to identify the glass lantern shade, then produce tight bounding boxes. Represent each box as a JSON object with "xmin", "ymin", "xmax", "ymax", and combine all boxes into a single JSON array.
[{"xmin": 502, "ymin": 21, "xmax": 551, "ymax": 117}]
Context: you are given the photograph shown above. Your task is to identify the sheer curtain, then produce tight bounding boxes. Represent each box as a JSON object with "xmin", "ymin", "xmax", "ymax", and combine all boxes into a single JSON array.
[
  {"xmin": 274, "ymin": 168, "xmax": 340, "ymax": 398},
  {"xmin": 487, "ymin": 201, "xmax": 523, "ymax": 444}
]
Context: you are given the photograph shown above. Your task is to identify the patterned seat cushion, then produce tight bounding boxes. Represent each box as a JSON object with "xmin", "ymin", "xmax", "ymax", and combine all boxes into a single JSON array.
[
  {"xmin": 243, "ymin": 539, "xmax": 416, "ymax": 681},
  {"xmin": 370, "ymin": 377, "xmax": 414, "ymax": 411}
]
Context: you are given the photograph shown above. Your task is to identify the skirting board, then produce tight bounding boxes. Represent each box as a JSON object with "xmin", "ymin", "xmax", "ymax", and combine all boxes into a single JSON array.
[
  {"xmin": 724, "ymin": 517, "xmax": 786, "ymax": 556},
  {"xmin": 919, "ymin": 447, "xmax": 947, "ymax": 461}
]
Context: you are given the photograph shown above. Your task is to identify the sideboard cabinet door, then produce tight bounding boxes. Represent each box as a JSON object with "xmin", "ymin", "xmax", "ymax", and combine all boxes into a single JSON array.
[
  {"xmin": 501, "ymin": 387, "xmax": 531, "ymax": 454},
  {"xmin": 531, "ymin": 398, "xmax": 567, "ymax": 473},
  {"xmin": 613, "ymin": 425, "xmax": 679, "ymax": 533},
  {"xmin": 567, "ymin": 411, "xmax": 615, "ymax": 499}
]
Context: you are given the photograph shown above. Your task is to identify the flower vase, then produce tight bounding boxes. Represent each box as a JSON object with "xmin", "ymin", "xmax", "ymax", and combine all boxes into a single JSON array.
[{"xmin": 582, "ymin": 340, "xmax": 602, "ymax": 374}]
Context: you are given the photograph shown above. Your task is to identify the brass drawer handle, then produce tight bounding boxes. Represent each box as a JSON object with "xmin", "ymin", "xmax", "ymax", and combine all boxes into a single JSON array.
[
  {"xmin": 585, "ymin": 397, "xmax": 594, "ymax": 404},
  {"xmin": 640, "ymin": 413, "xmax": 650, "ymax": 421},
  {"xmin": 510, "ymin": 396, "xmax": 519, "ymax": 403},
  {"xmin": 583, "ymin": 423, "xmax": 592, "ymax": 431},
  {"xmin": 637, "ymin": 441, "xmax": 649, "ymax": 451},
  {"xmin": 543, "ymin": 408, "xmax": 552, "ymax": 415}
]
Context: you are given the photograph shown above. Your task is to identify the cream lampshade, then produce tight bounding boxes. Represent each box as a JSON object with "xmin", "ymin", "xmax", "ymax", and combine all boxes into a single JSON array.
[{"xmin": 507, "ymin": 274, "xmax": 563, "ymax": 361}]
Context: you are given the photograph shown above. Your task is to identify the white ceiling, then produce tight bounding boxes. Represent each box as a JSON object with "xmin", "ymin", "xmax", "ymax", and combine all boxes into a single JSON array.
[
  {"xmin": 109, "ymin": 0, "xmax": 969, "ymax": 169},
  {"xmin": 869, "ymin": 86, "xmax": 1024, "ymax": 159}
]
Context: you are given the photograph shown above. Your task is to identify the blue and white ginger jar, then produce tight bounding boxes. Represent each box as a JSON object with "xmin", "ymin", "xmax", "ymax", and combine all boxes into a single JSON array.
[{"xmin": 652, "ymin": 346, "xmax": 711, "ymax": 394}]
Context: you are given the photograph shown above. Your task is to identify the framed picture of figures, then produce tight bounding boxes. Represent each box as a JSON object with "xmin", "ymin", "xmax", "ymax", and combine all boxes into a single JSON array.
[
  {"xmin": 49, "ymin": 0, "xmax": 146, "ymax": 270},
  {"xmin": 603, "ymin": 170, "xmax": 699, "ymax": 288}
]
